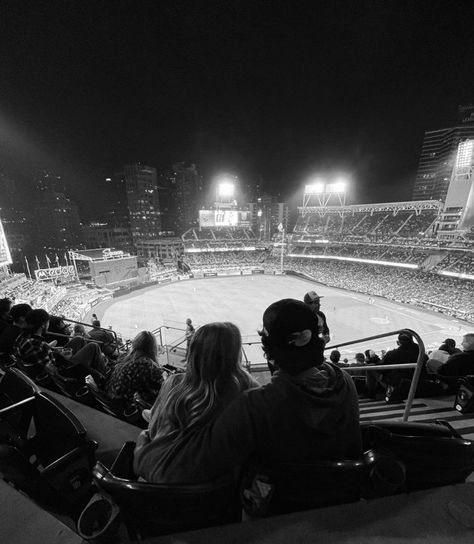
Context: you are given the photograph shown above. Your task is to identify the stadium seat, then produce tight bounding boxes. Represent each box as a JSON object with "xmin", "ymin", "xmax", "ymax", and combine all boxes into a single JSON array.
[
  {"xmin": 240, "ymin": 450, "xmax": 376, "ymax": 517},
  {"xmin": 88, "ymin": 441, "xmax": 241, "ymax": 540},
  {"xmin": 0, "ymin": 367, "xmax": 40, "ymax": 407},
  {"xmin": 0, "ymin": 391, "xmax": 97, "ymax": 516},
  {"xmin": 361, "ymin": 420, "xmax": 474, "ymax": 492}
]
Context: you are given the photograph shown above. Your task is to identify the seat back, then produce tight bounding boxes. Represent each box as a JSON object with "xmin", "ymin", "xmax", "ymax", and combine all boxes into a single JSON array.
[
  {"xmin": 32, "ymin": 392, "xmax": 88, "ymax": 462},
  {"xmin": 1, "ymin": 392, "xmax": 97, "ymax": 514},
  {"xmin": 363, "ymin": 421, "xmax": 474, "ymax": 491},
  {"xmin": 243, "ymin": 453, "xmax": 372, "ymax": 517},
  {"xmin": 92, "ymin": 444, "xmax": 240, "ymax": 538},
  {"xmin": 0, "ymin": 368, "xmax": 40, "ymax": 406}
]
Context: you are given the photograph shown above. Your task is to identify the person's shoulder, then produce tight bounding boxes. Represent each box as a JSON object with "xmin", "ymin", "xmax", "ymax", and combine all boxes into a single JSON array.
[{"xmin": 447, "ymin": 351, "xmax": 470, "ymax": 362}]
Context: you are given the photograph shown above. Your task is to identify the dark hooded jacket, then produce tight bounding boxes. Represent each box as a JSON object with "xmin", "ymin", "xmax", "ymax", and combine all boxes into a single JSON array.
[{"xmin": 134, "ymin": 362, "xmax": 361, "ymax": 484}]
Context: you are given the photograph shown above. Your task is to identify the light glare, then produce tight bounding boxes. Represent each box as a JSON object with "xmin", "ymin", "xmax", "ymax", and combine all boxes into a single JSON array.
[
  {"xmin": 305, "ymin": 183, "xmax": 325, "ymax": 194},
  {"xmin": 218, "ymin": 182, "xmax": 235, "ymax": 197}
]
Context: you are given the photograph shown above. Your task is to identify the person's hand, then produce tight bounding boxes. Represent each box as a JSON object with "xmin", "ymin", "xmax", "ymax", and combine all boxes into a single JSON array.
[{"xmin": 48, "ymin": 340, "xmax": 58, "ymax": 348}]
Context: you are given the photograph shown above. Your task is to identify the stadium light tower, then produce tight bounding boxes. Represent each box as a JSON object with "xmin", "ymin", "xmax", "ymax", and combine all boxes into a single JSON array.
[
  {"xmin": 215, "ymin": 175, "xmax": 238, "ymax": 209},
  {"xmin": 302, "ymin": 175, "xmax": 349, "ymax": 209}
]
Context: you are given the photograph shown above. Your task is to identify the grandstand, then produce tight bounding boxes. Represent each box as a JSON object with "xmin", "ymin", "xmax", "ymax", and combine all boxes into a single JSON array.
[{"xmin": 1, "ymin": 194, "xmax": 474, "ymax": 542}]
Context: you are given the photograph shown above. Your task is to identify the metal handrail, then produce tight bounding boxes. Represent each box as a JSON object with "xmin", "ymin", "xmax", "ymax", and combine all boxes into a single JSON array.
[
  {"xmin": 59, "ymin": 316, "xmax": 120, "ymax": 347},
  {"xmin": 242, "ymin": 328, "xmax": 426, "ymax": 422},
  {"xmin": 328, "ymin": 327, "xmax": 426, "ymax": 422}
]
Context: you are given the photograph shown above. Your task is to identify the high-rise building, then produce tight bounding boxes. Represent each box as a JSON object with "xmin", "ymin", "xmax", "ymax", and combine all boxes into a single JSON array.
[
  {"xmin": 169, "ymin": 162, "xmax": 203, "ymax": 234},
  {"xmin": 105, "ymin": 172, "xmax": 130, "ymax": 227},
  {"xmin": 412, "ymin": 104, "xmax": 474, "ymax": 201},
  {"xmin": 123, "ymin": 163, "xmax": 161, "ymax": 245},
  {"xmin": 33, "ymin": 172, "xmax": 82, "ymax": 251},
  {"xmin": 248, "ymin": 194, "xmax": 290, "ymax": 241}
]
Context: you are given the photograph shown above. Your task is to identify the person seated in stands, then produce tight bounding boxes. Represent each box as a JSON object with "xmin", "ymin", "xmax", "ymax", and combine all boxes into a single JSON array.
[
  {"xmin": 366, "ymin": 332, "xmax": 426, "ymax": 400},
  {"xmin": 88, "ymin": 319, "xmax": 117, "ymax": 358},
  {"xmin": 134, "ymin": 322, "xmax": 259, "ymax": 482},
  {"xmin": 329, "ymin": 349, "xmax": 341, "ymax": 364},
  {"xmin": 13, "ymin": 309, "xmax": 111, "ymax": 380},
  {"xmin": 0, "ymin": 297, "xmax": 12, "ymax": 334},
  {"xmin": 0, "ymin": 303, "xmax": 32, "ymax": 357},
  {"xmin": 134, "ymin": 300, "xmax": 361, "ymax": 484},
  {"xmin": 438, "ymin": 334, "xmax": 474, "ymax": 377},
  {"xmin": 105, "ymin": 331, "xmax": 164, "ymax": 405},
  {"xmin": 427, "ymin": 338, "xmax": 461, "ymax": 374},
  {"xmin": 364, "ymin": 349, "xmax": 381, "ymax": 365},
  {"xmin": 45, "ymin": 315, "xmax": 72, "ymax": 347},
  {"xmin": 65, "ymin": 323, "xmax": 91, "ymax": 355}
]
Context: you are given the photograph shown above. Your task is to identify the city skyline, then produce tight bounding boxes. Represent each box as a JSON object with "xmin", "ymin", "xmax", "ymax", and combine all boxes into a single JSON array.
[{"xmin": 1, "ymin": 1, "xmax": 473, "ymax": 216}]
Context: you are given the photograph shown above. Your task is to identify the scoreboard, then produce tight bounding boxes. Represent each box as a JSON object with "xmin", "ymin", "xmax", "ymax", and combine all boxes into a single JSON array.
[{"xmin": 199, "ymin": 210, "xmax": 252, "ymax": 228}]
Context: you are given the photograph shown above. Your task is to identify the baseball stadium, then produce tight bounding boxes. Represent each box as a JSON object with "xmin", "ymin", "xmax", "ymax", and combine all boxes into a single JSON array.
[{"xmin": 1, "ymin": 174, "xmax": 474, "ymax": 542}]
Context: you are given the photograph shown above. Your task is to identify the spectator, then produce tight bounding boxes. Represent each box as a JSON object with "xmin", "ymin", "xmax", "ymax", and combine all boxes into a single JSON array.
[
  {"xmin": 106, "ymin": 331, "xmax": 164, "ymax": 405},
  {"xmin": 13, "ymin": 309, "xmax": 110, "ymax": 380},
  {"xmin": 366, "ymin": 332, "xmax": 425, "ymax": 400},
  {"xmin": 364, "ymin": 349, "xmax": 381, "ymax": 365},
  {"xmin": 46, "ymin": 315, "xmax": 72, "ymax": 347},
  {"xmin": 134, "ymin": 300, "xmax": 361, "ymax": 484},
  {"xmin": 427, "ymin": 339, "xmax": 459, "ymax": 374},
  {"xmin": 355, "ymin": 353, "xmax": 365, "ymax": 365},
  {"xmin": 134, "ymin": 322, "xmax": 258, "ymax": 482},
  {"xmin": 13, "ymin": 309, "xmax": 55, "ymax": 372},
  {"xmin": 89, "ymin": 320, "xmax": 117, "ymax": 358},
  {"xmin": 303, "ymin": 291, "xmax": 330, "ymax": 344},
  {"xmin": 438, "ymin": 334, "xmax": 474, "ymax": 377},
  {"xmin": 184, "ymin": 317, "xmax": 195, "ymax": 359},
  {"xmin": 329, "ymin": 349, "xmax": 341, "ymax": 364},
  {"xmin": 0, "ymin": 303, "xmax": 32, "ymax": 356},
  {"xmin": 65, "ymin": 323, "xmax": 91, "ymax": 355},
  {"xmin": 0, "ymin": 298, "xmax": 12, "ymax": 334}
]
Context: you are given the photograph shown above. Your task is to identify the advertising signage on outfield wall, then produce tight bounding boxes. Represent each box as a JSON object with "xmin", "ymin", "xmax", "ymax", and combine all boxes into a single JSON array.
[
  {"xmin": 0, "ymin": 218, "xmax": 13, "ymax": 268},
  {"xmin": 199, "ymin": 210, "xmax": 252, "ymax": 228},
  {"xmin": 35, "ymin": 265, "xmax": 76, "ymax": 281}
]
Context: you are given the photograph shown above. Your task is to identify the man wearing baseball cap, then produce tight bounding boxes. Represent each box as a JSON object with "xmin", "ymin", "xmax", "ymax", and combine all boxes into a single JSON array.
[
  {"xmin": 134, "ymin": 299, "xmax": 361, "ymax": 484},
  {"xmin": 303, "ymin": 290, "xmax": 330, "ymax": 344}
]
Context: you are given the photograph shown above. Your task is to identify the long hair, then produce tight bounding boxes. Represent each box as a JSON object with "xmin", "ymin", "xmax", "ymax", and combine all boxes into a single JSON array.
[
  {"xmin": 128, "ymin": 330, "xmax": 158, "ymax": 362},
  {"xmin": 150, "ymin": 322, "xmax": 252, "ymax": 436}
]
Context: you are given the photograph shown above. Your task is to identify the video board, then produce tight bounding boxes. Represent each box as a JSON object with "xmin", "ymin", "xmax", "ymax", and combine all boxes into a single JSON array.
[
  {"xmin": 0, "ymin": 218, "xmax": 12, "ymax": 268},
  {"xmin": 199, "ymin": 210, "xmax": 252, "ymax": 228}
]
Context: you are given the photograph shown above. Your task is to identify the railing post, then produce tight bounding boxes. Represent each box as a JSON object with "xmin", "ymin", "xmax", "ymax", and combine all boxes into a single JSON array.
[{"xmin": 402, "ymin": 329, "xmax": 426, "ymax": 422}]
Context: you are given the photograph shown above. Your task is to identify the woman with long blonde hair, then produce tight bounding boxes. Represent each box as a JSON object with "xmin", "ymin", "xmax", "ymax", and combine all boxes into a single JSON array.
[{"xmin": 134, "ymin": 321, "xmax": 258, "ymax": 482}]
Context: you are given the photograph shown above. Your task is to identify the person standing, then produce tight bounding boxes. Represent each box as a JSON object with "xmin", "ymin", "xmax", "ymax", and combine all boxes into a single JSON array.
[
  {"xmin": 184, "ymin": 318, "xmax": 195, "ymax": 359},
  {"xmin": 303, "ymin": 291, "xmax": 330, "ymax": 344}
]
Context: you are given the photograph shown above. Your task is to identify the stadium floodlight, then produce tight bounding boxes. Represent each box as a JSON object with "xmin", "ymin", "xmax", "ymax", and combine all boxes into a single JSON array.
[
  {"xmin": 217, "ymin": 181, "xmax": 235, "ymax": 198},
  {"xmin": 327, "ymin": 180, "xmax": 347, "ymax": 194},
  {"xmin": 304, "ymin": 182, "xmax": 325, "ymax": 195}
]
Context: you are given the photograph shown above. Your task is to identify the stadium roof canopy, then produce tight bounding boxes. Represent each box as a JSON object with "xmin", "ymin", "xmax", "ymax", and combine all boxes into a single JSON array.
[
  {"xmin": 69, "ymin": 248, "xmax": 131, "ymax": 261},
  {"xmin": 298, "ymin": 200, "xmax": 443, "ymax": 216}
]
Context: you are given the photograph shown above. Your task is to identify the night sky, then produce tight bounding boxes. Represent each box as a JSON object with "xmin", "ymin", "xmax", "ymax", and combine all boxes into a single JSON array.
[{"xmin": 1, "ymin": 1, "xmax": 473, "ymax": 216}]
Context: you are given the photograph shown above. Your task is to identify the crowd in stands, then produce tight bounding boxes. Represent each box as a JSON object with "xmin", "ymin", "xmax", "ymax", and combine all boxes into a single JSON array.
[
  {"xmin": 183, "ymin": 227, "xmax": 257, "ymax": 242},
  {"xmin": 294, "ymin": 208, "xmax": 439, "ymax": 241},
  {"xmin": 286, "ymin": 257, "xmax": 474, "ymax": 321},
  {"xmin": 184, "ymin": 249, "xmax": 267, "ymax": 270}
]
